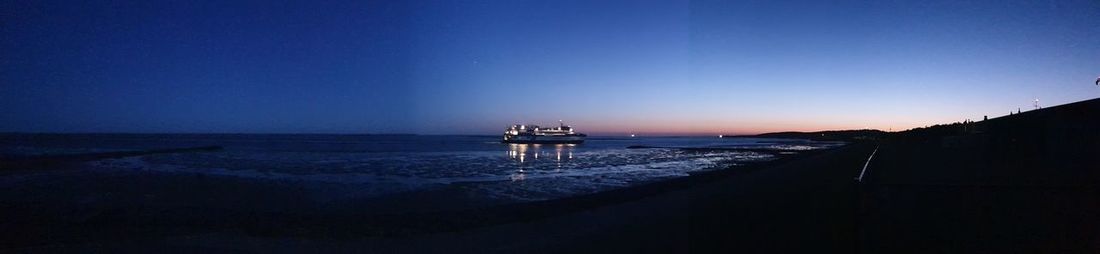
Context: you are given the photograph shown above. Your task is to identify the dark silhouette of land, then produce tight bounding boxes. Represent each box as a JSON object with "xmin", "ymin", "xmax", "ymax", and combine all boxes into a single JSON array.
[
  {"xmin": 2, "ymin": 98, "xmax": 1098, "ymax": 252},
  {"xmin": 732, "ymin": 129, "xmax": 885, "ymax": 141},
  {"xmin": 859, "ymin": 97, "xmax": 1100, "ymax": 253}
]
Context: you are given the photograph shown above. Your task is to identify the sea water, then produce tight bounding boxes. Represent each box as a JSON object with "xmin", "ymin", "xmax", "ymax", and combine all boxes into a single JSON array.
[{"xmin": 0, "ymin": 134, "xmax": 840, "ymax": 203}]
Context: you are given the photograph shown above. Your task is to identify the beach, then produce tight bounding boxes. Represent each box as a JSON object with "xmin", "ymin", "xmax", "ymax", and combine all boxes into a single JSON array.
[
  {"xmin": 2, "ymin": 143, "xmax": 870, "ymax": 252},
  {"xmin": 313, "ymin": 98, "xmax": 1098, "ymax": 253},
  {"xmin": 0, "ymin": 135, "xmax": 838, "ymax": 250},
  {"xmin": 4, "ymin": 98, "xmax": 1099, "ymax": 252}
]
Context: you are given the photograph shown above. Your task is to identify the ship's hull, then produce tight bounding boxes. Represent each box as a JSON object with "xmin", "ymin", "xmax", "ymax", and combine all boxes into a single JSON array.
[{"xmin": 502, "ymin": 134, "xmax": 586, "ymax": 144}]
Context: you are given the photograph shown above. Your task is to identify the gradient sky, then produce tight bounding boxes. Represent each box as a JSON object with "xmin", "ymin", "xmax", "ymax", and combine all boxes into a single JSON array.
[{"xmin": 2, "ymin": 0, "xmax": 1099, "ymax": 135}]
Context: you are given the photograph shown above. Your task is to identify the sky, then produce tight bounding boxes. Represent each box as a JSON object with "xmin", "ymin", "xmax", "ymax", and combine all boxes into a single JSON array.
[{"xmin": 2, "ymin": 0, "xmax": 1099, "ymax": 135}]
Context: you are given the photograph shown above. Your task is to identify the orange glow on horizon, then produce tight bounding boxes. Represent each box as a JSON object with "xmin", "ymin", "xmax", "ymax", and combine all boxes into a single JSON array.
[{"xmin": 573, "ymin": 116, "xmax": 956, "ymax": 136}]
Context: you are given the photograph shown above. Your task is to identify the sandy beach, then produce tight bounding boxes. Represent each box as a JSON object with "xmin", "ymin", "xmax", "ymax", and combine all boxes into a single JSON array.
[
  {"xmin": 320, "ymin": 98, "xmax": 1100, "ymax": 253},
  {"xmin": 4, "ymin": 98, "xmax": 1099, "ymax": 252},
  {"xmin": 0, "ymin": 143, "xmax": 869, "ymax": 252},
  {"xmin": 0, "ymin": 137, "xmax": 839, "ymax": 250}
]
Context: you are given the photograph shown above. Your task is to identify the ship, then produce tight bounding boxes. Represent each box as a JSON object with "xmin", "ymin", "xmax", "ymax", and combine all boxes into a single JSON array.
[{"xmin": 502, "ymin": 121, "xmax": 587, "ymax": 144}]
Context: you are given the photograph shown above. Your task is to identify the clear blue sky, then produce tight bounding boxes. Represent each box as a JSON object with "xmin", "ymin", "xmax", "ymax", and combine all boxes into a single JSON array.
[{"xmin": 2, "ymin": 0, "xmax": 1098, "ymax": 135}]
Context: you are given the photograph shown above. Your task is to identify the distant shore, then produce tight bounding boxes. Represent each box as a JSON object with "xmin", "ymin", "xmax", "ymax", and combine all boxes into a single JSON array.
[{"xmin": 729, "ymin": 129, "xmax": 885, "ymax": 141}]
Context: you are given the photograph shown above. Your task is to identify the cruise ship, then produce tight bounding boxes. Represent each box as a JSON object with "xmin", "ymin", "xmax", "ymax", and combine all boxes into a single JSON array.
[{"xmin": 502, "ymin": 121, "xmax": 587, "ymax": 144}]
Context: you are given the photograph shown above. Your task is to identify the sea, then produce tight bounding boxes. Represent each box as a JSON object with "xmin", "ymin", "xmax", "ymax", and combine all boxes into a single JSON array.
[{"xmin": 0, "ymin": 134, "xmax": 841, "ymax": 205}]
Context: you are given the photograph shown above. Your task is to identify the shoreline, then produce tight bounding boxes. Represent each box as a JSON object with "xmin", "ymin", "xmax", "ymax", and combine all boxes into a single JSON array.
[
  {"xmin": 42, "ymin": 140, "xmax": 876, "ymax": 253},
  {"xmin": 0, "ymin": 141, "xmax": 848, "ymax": 249},
  {"xmin": 316, "ymin": 145, "xmax": 839, "ymax": 237}
]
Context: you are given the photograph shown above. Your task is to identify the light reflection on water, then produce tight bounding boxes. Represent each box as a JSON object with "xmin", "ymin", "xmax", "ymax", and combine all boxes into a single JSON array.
[
  {"xmin": 485, "ymin": 141, "xmax": 799, "ymax": 202},
  {"xmin": 507, "ymin": 144, "xmax": 576, "ymax": 165},
  {"xmin": 12, "ymin": 135, "xmax": 841, "ymax": 202},
  {"xmin": 507, "ymin": 144, "xmax": 577, "ymax": 181}
]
